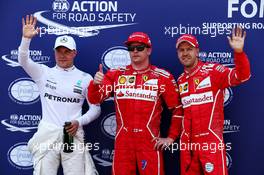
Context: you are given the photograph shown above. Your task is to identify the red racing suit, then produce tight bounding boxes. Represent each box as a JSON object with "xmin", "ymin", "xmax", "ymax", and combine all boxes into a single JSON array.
[
  {"xmin": 88, "ymin": 64, "xmax": 183, "ymax": 175},
  {"xmin": 178, "ymin": 52, "xmax": 251, "ymax": 175}
]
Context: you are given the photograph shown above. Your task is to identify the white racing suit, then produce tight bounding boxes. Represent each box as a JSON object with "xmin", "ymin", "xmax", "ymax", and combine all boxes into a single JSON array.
[
  {"xmin": 18, "ymin": 37, "xmax": 100, "ymax": 175},
  {"xmin": 28, "ymin": 121, "xmax": 98, "ymax": 175}
]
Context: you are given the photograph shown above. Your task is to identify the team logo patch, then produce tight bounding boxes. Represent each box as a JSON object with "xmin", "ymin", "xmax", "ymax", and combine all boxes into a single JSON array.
[
  {"xmin": 116, "ymin": 88, "xmax": 157, "ymax": 101},
  {"xmin": 60, "ymin": 36, "xmax": 68, "ymax": 43},
  {"xmin": 118, "ymin": 75, "xmax": 136, "ymax": 85},
  {"xmin": 118, "ymin": 76, "xmax": 127, "ymax": 84},
  {"xmin": 181, "ymin": 91, "xmax": 214, "ymax": 108},
  {"xmin": 183, "ymin": 84, "xmax": 188, "ymax": 91},
  {"xmin": 76, "ymin": 80, "xmax": 82, "ymax": 86},
  {"xmin": 73, "ymin": 80, "xmax": 82, "ymax": 94},
  {"xmin": 141, "ymin": 160, "xmax": 147, "ymax": 170},
  {"xmin": 117, "ymin": 91, "xmax": 125, "ymax": 97},
  {"xmin": 179, "ymin": 82, "xmax": 189, "ymax": 94},
  {"xmin": 73, "ymin": 88, "xmax": 82, "ymax": 94},
  {"xmin": 205, "ymin": 162, "xmax": 214, "ymax": 173},
  {"xmin": 194, "ymin": 78, "xmax": 200, "ymax": 85},
  {"xmin": 196, "ymin": 77, "xmax": 212, "ymax": 90},
  {"xmin": 128, "ymin": 76, "xmax": 135, "ymax": 83},
  {"xmin": 142, "ymin": 75, "xmax": 148, "ymax": 82},
  {"xmin": 143, "ymin": 79, "xmax": 158, "ymax": 86}
]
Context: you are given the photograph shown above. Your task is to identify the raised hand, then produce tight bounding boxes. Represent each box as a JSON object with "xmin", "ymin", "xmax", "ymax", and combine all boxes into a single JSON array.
[
  {"xmin": 93, "ymin": 64, "xmax": 104, "ymax": 85},
  {"xmin": 227, "ymin": 27, "xmax": 246, "ymax": 53},
  {"xmin": 22, "ymin": 15, "xmax": 39, "ymax": 39}
]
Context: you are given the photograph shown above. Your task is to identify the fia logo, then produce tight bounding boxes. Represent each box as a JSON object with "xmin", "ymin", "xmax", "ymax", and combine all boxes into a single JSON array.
[{"xmin": 52, "ymin": 0, "xmax": 70, "ymax": 12}]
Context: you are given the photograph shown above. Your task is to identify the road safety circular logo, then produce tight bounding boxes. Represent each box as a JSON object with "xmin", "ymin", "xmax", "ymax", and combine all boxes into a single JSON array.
[
  {"xmin": 101, "ymin": 46, "xmax": 131, "ymax": 70},
  {"xmin": 101, "ymin": 113, "xmax": 116, "ymax": 139}
]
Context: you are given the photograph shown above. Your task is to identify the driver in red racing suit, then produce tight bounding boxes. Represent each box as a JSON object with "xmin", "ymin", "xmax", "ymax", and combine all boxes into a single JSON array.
[
  {"xmin": 88, "ymin": 32, "xmax": 183, "ymax": 175},
  {"xmin": 176, "ymin": 28, "xmax": 251, "ymax": 175}
]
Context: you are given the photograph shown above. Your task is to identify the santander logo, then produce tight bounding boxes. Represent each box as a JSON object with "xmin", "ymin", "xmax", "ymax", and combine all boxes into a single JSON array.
[
  {"xmin": 182, "ymin": 91, "xmax": 214, "ymax": 108},
  {"xmin": 116, "ymin": 88, "xmax": 157, "ymax": 102},
  {"xmin": 117, "ymin": 91, "xmax": 124, "ymax": 97}
]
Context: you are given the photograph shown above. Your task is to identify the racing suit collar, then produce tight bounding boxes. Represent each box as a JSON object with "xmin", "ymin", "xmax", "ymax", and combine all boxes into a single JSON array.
[
  {"xmin": 184, "ymin": 60, "xmax": 203, "ymax": 77},
  {"xmin": 128, "ymin": 64, "xmax": 152, "ymax": 74},
  {"xmin": 55, "ymin": 65, "xmax": 75, "ymax": 72}
]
